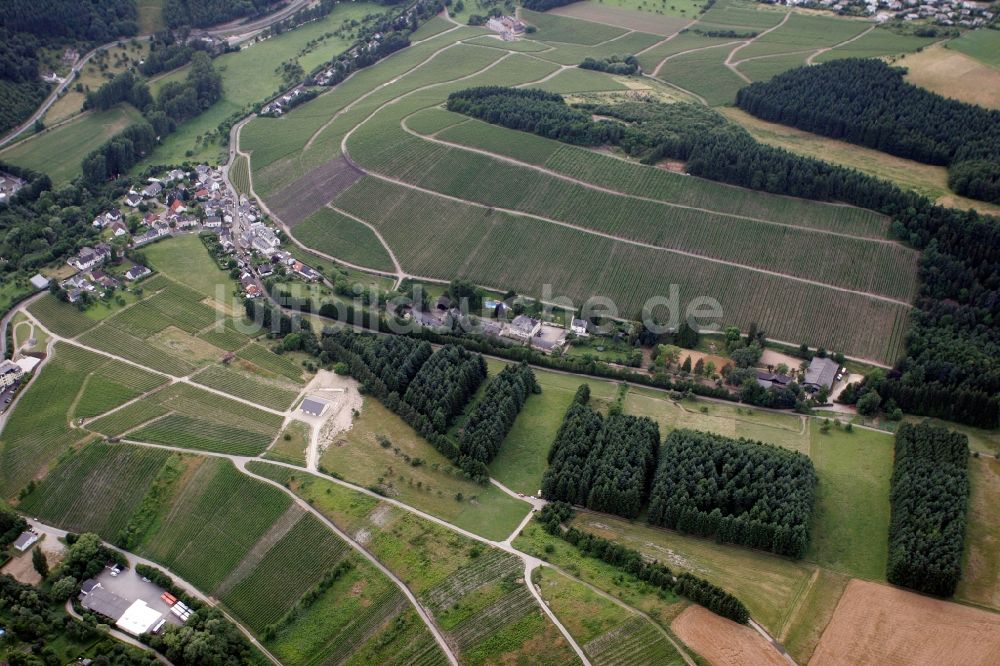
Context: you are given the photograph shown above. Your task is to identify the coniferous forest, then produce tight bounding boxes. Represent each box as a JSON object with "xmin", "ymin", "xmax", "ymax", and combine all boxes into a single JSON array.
[
  {"xmin": 541, "ymin": 385, "xmax": 660, "ymax": 519},
  {"xmin": 646, "ymin": 430, "xmax": 817, "ymax": 558},
  {"xmin": 887, "ymin": 422, "xmax": 969, "ymax": 597},
  {"xmin": 448, "ymin": 85, "xmax": 1000, "ymax": 429},
  {"xmin": 735, "ymin": 59, "xmax": 1000, "ymax": 203},
  {"xmin": 458, "ymin": 363, "xmax": 539, "ymax": 480}
]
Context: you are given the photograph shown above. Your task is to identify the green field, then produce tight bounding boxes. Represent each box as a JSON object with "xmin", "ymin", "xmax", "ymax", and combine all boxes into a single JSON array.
[
  {"xmin": 291, "ymin": 207, "xmax": 396, "ymax": 273},
  {"xmin": 947, "ymin": 29, "xmax": 1000, "ymax": 68},
  {"xmin": 319, "ymin": 396, "xmax": 529, "ymax": 541},
  {"xmin": 27, "ymin": 295, "xmax": 100, "ymax": 338},
  {"xmin": 0, "ymin": 104, "xmax": 144, "ymax": 185},
  {"xmin": 813, "ymin": 28, "xmax": 935, "ymax": 62},
  {"xmin": 143, "ymin": 234, "xmax": 240, "ymax": 303},
  {"xmin": 138, "ymin": 2, "xmax": 383, "ymax": 167},
  {"xmin": 520, "ymin": 9, "xmax": 628, "ymax": 45},
  {"xmin": 655, "ymin": 42, "xmax": 748, "ymax": 105},
  {"xmin": 734, "ymin": 13, "xmax": 869, "ymax": 61},
  {"xmin": 264, "ymin": 421, "xmax": 310, "ymax": 466}
]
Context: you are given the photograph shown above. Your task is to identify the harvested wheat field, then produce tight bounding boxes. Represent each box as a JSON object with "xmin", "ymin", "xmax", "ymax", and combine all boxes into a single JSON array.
[
  {"xmin": 672, "ymin": 605, "xmax": 787, "ymax": 666},
  {"xmin": 810, "ymin": 579, "xmax": 1000, "ymax": 665}
]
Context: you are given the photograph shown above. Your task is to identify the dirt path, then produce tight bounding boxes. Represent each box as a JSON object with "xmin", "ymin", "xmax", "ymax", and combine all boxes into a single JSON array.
[
  {"xmin": 806, "ymin": 25, "xmax": 874, "ymax": 65},
  {"xmin": 652, "ymin": 40, "xmax": 743, "ymax": 77},
  {"xmin": 725, "ymin": 11, "xmax": 792, "ymax": 83},
  {"xmin": 401, "ymin": 113, "xmax": 900, "ymax": 245},
  {"xmin": 325, "ymin": 203, "xmax": 405, "ymax": 286}
]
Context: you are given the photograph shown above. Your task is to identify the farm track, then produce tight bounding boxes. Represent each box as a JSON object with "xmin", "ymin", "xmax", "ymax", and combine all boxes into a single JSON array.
[
  {"xmin": 724, "ymin": 12, "xmax": 793, "ymax": 83},
  {"xmin": 324, "ymin": 42, "xmax": 912, "ymax": 309},
  {"xmin": 399, "ymin": 114, "xmax": 899, "ymax": 245},
  {"xmin": 806, "ymin": 25, "xmax": 876, "ymax": 65}
]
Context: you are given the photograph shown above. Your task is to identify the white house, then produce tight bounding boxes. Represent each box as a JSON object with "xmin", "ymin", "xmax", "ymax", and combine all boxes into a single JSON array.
[
  {"xmin": 507, "ymin": 315, "xmax": 541, "ymax": 340},
  {"xmin": 570, "ymin": 318, "xmax": 589, "ymax": 336}
]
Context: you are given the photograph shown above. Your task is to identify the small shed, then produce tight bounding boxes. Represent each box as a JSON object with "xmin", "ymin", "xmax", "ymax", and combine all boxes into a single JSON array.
[{"xmin": 29, "ymin": 274, "xmax": 50, "ymax": 291}]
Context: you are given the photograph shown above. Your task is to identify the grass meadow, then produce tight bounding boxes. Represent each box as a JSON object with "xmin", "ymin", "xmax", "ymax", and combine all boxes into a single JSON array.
[
  {"xmin": 0, "ymin": 104, "xmax": 145, "ymax": 185},
  {"xmin": 319, "ymin": 396, "xmax": 529, "ymax": 541}
]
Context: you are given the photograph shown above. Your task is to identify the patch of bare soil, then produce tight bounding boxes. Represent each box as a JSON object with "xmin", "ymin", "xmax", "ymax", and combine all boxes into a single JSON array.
[
  {"xmin": 672, "ymin": 605, "xmax": 786, "ymax": 666},
  {"xmin": 809, "ymin": 579, "xmax": 1000, "ymax": 666},
  {"xmin": 657, "ymin": 159, "xmax": 686, "ymax": 173},
  {"xmin": 266, "ymin": 156, "xmax": 363, "ymax": 226}
]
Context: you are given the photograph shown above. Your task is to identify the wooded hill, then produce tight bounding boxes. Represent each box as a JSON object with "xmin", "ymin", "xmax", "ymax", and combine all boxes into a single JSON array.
[
  {"xmin": 887, "ymin": 421, "xmax": 969, "ymax": 597},
  {"xmin": 324, "ymin": 330, "xmax": 535, "ymax": 482},
  {"xmin": 736, "ymin": 59, "xmax": 1000, "ymax": 204}
]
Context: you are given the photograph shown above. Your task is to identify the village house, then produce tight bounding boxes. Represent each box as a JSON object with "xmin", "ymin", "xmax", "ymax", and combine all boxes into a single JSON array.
[
  {"xmin": 141, "ymin": 182, "xmax": 163, "ymax": 198},
  {"xmin": 0, "ymin": 359, "xmax": 23, "ymax": 388},
  {"xmin": 756, "ymin": 371, "xmax": 794, "ymax": 390},
  {"xmin": 124, "ymin": 192, "xmax": 143, "ymax": 208},
  {"xmin": 125, "ymin": 265, "xmax": 151, "ymax": 281},
  {"xmin": 507, "ymin": 315, "xmax": 541, "ymax": 341},
  {"xmin": 292, "ymin": 261, "xmax": 321, "ymax": 281},
  {"xmin": 204, "ymin": 216, "xmax": 223, "ymax": 229},
  {"xmin": 486, "ymin": 15, "xmax": 526, "ymax": 40},
  {"xmin": 68, "ymin": 244, "xmax": 111, "ymax": 271},
  {"xmin": 570, "ymin": 318, "xmax": 589, "ymax": 336},
  {"xmin": 109, "ymin": 220, "xmax": 129, "ymax": 238}
]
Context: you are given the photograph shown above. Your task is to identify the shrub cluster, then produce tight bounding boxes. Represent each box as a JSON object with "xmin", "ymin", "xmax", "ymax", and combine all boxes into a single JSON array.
[
  {"xmin": 579, "ymin": 54, "xmax": 638, "ymax": 75},
  {"xmin": 887, "ymin": 422, "xmax": 969, "ymax": 597},
  {"xmin": 647, "ymin": 429, "xmax": 817, "ymax": 558}
]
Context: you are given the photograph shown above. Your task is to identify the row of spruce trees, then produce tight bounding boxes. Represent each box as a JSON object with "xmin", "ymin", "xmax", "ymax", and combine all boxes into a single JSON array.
[
  {"xmin": 542, "ymin": 385, "xmax": 817, "ymax": 557},
  {"xmin": 325, "ymin": 330, "xmax": 537, "ymax": 481}
]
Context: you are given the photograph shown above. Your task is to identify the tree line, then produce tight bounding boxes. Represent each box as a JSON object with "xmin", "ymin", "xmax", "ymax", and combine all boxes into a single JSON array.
[
  {"xmin": 537, "ymin": 502, "xmax": 750, "ymax": 623},
  {"xmin": 541, "ymin": 384, "xmax": 660, "ymax": 519},
  {"xmin": 458, "ymin": 363, "xmax": 539, "ymax": 481},
  {"xmin": 80, "ymin": 51, "xmax": 223, "ymax": 183},
  {"xmin": 402, "ymin": 344, "xmax": 487, "ymax": 433},
  {"xmin": 579, "ymin": 54, "xmax": 639, "ymax": 76},
  {"xmin": 446, "ymin": 85, "xmax": 1000, "ymax": 428},
  {"xmin": 522, "ymin": 0, "xmax": 578, "ymax": 10},
  {"xmin": 647, "ymin": 429, "xmax": 817, "ymax": 558},
  {"xmin": 0, "ymin": 30, "xmax": 47, "ymax": 135},
  {"xmin": 887, "ymin": 422, "xmax": 969, "ymax": 597},
  {"xmin": 0, "ymin": 0, "xmax": 137, "ymax": 42},
  {"xmin": 322, "ymin": 329, "xmax": 490, "ymax": 475},
  {"xmin": 164, "ymin": 0, "xmax": 283, "ymax": 29},
  {"xmin": 735, "ymin": 59, "xmax": 1000, "ymax": 203}
]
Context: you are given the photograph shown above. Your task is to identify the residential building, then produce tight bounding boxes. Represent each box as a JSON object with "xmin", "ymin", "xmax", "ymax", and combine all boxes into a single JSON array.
[
  {"xmin": 125, "ymin": 265, "xmax": 151, "ymax": 281},
  {"xmin": 141, "ymin": 182, "xmax": 162, "ymax": 198},
  {"xmin": 570, "ymin": 318, "xmax": 589, "ymax": 336},
  {"xmin": 12, "ymin": 530, "xmax": 39, "ymax": 552},
  {"xmin": 507, "ymin": 315, "xmax": 541, "ymax": 340}
]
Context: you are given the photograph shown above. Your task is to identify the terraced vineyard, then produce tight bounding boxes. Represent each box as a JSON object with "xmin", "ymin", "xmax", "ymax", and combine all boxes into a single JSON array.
[
  {"xmin": 138, "ymin": 457, "xmax": 293, "ymax": 592},
  {"xmin": 0, "ymin": 343, "xmax": 162, "ymax": 495},
  {"xmin": 585, "ymin": 617, "xmax": 684, "ymax": 666},
  {"xmin": 222, "ymin": 514, "xmax": 350, "ymax": 632},
  {"xmin": 91, "ymin": 381, "xmax": 283, "ymax": 445},
  {"xmin": 237, "ymin": 343, "xmax": 306, "ymax": 382},
  {"xmin": 192, "ymin": 364, "xmax": 300, "ymax": 411},
  {"xmin": 18, "ymin": 443, "xmax": 169, "ymax": 539},
  {"xmin": 27, "ymin": 295, "xmax": 98, "ymax": 337}
]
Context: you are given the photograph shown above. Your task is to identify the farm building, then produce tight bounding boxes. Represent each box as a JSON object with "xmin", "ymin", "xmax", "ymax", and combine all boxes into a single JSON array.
[
  {"xmin": 804, "ymin": 357, "xmax": 839, "ymax": 392},
  {"xmin": 12, "ymin": 530, "xmax": 39, "ymax": 552},
  {"xmin": 300, "ymin": 396, "xmax": 329, "ymax": 417},
  {"xmin": 116, "ymin": 600, "xmax": 164, "ymax": 637},
  {"xmin": 79, "ymin": 586, "xmax": 131, "ymax": 620},
  {"xmin": 29, "ymin": 274, "xmax": 49, "ymax": 291}
]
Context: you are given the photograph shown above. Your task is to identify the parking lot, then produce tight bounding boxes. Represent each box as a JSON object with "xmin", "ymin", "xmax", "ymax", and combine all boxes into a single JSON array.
[{"xmin": 94, "ymin": 566, "xmax": 184, "ymax": 628}]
